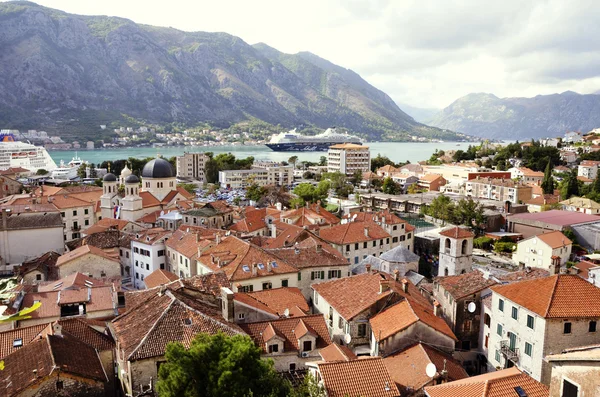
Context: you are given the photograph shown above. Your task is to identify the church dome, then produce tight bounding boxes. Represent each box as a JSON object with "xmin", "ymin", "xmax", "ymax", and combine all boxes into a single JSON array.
[
  {"xmin": 125, "ymin": 175, "xmax": 140, "ymax": 184},
  {"xmin": 141, "ymin": 158, "xmax": 175, "ymax": 179},
  {"xmin": 121, "ymin": 164, "xmax": 132, "ymax": 178},
  {"xmin": 103, "ymin": 173, "xmax": 117, "ymax": 182}
]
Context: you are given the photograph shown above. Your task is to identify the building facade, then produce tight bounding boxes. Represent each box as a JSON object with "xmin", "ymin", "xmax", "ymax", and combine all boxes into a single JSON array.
[
  {"xmin": 327, "ymin": 143, "xmax": 371, "ymax": 175},
  {"xmin": 176, "ymin": 152, "xmax": 210, "ymax": 182}
]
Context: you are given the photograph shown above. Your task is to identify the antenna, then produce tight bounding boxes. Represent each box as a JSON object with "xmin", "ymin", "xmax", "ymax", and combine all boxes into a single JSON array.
[
  {"xmin": 344, "ymin": 334, "xmax": 352, "ymax": 344},
  {"xmin": 425, "ymin": 363, "xmax": 437, "ymax": 378},
  {"xmin": 283, "ymin": 308, "xmax": 290, "ymax": 318},
  {"xmin": 467, "ymin": 302, "xmax": 476, "ymax": 313}
]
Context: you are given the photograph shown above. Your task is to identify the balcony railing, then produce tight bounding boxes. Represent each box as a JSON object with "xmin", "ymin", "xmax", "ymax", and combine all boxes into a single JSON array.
[
  {"xmin": 71, "ymin": 225, "xmax": 81, "ymax": 231},
  {"xmin": 500, "ymin": 340, "xmax": 519, "ymax": 363}
]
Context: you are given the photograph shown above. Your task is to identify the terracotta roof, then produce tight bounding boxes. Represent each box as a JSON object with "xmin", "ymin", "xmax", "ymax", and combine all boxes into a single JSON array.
[
  {"xmin": 329, "ymin": 143, "xmax": 368, "ymax": 149},
  {"xmin": 139, "ymin": 191, "xmax": 161, "ymax": 208},
  {"xmin": 268, "ymin": 239, "xmax": 348, "ymax": 269},
  {"xmin": 520, "ymin": 230, "xmax": 572, "ymax": 249},
  {"xmin": 318, "ymin": 357, "xmax": 400, "ymax": 397},
  {"xmin": 144, "ymin": 269, "xmax": 179, "ymax": 288},
  {"xmin": 419, "ymin": 174, "xmax": 444, "ymax": 182},
  {"xmin": 57, "ymin": 318, "xmax": 115, "ymax": 351},
  {"xmin": 560, "ymin": 196, "xmax": 600, "ymax": 209},
  {"xmin": 16, "ymin": 251, "xmax": 60, "ymax": 279},
  {"xmin": 262, "ymin": 221, "xmax": 307, "ymax": 248},
  {"xmin": 281, "ymin": 203, "xmax": 340, "ymax": 227},
  {"xmin": 439, "ymin": 226, "xmax": 475, "ymax": 239},
  {"xmin": 68, "ymin": 229, "xmax": 122, "ymax": 250},
  {"xmin": 526, "ymin": 194, "xmax": 559, "ymax": 206},
  {"xmin": 197, "ymin": 236, "xmax": 298, "ymax": 281},
  {"xmin": 56, "ymin": 244, "xmax": 120, "ymax": 266},
  {"xmin": 37, "ymin": 272, "xmax": 107, "ymax": 292},
  {"xmin": 111, "ymin": 287, "xmax": 243, "ymax": 361},
  {"xmin": 0, "ymin": 323, "xmax": 49, "ymax": 359},
  {"xmin": 230, "ymin": 207, "xmax": 268, "ymax": 233},
  {"xmin": 319, "ymin": 342, "xmax": 358, "ymax": 362},
  {"xmin": 507, "ymin": 210, "xmax": 600, "ymax": 227},
  {"xmin": 435, "ymin": 271, "xmax": 497, "ymax": 300},
  {"xmin": 312, "ymin": 272, "xmax": 431, "ymax": 320},
  {"xmin": 234, "ymin": 287, "xmax": 309, "ymax": 317},
  {"xmin": 370, "ymin": 299, "xmax": 457, "ymax": 342},
  {"xmin": 491, "ymin": 274, "xmax": 600, "ymax": 318},
  {"xmin": 319, "ymin": 220, "xmax": 390, "ymax": 245},
  {"xmin": 240, "ymin": 314, "xmax": 331, "ymax": 353},
  {"xmin": 47, "ymin": 193, "xmax": 99, "ymax": 209},
  {"xmin": 518, "ymin": 167, "xmax": 544, "ymax": 177},
  {"xmin": 0, "ymin": 334, "xmax": 107, "ymax": 397},
  {"xmin": 377, "ymin": 165, "xmax": 399, "ymax": 173},
  {"xmin": 383, "ymin": 343, "xmax": 468, "ymax": 392},
  {"xmin": 83, "ymin": 218, "xmax": 133, "ymax": 234},
  {"xmin": 343, "ymin": 210, "xmax": 408, "ymax": 226},
  {"xmin": 424, "ymin": 367, "xmax": 549, "ymax": 397},
  {"xmin": 573, "ymin": 260, "xmax": 600, "ymax": 280},
  {"xmin": 133, "ymin": 227, "xmax": 171, "ymax": 245}
]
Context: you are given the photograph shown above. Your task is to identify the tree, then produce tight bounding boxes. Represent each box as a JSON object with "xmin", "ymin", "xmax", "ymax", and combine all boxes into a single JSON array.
[
  {"xmin": 36, "ymin": 169, "xmax": 48, "ymax": 175},
  {"xmin": 77, "ymin": 163, "xmax": 87, "ymax": 179},
  {"xmin": 204, "ymin": 158, "xmax": 220, "ymax": 184},
  {"xmin": 319, "ymin": 156, "xmax": 327, "ymax": 166},
  {"xmin": 560, "ymin": 169, "xmax": 579, "ymax": 200},
  {"xmin": 291, "ymin": 373, "xmax": 326, "ymax": 397},
  {"xmin": 350, "ymin": 170, "xmax": 363, "ymax": 186},
  {"xmin": 246, "ymin": 183, "xmax": 266, "ymax": 202},
  {"xmin": 382, "ymin": 177, "xmax": 400, "ymax": 195},
  {"xmin": 157, "ymin": 332, "xmax": 291, "ymax": 397},
  {"xmin": 370, "ymin": 154, "xmax": 395, "ymax": 172},
  {"xmin": 88, "ymin": 163, "xmax": 98, "ymax": 179},
  {"xmin": 288, "ymin": 156, "xmax": 299, "ymax": 169},
  {"xmin": 541, "ymin": 160, "xmax": 554, "ymax": 194},
  {"xmin": 592, "ymin": 173, "xmax": 600, "ymax": 196}
]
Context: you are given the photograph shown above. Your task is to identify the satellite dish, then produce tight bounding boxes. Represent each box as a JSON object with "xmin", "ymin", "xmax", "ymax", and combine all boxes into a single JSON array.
[
  {"xmin": 467, "ymin": 302, "xmax": 477, "ymax": 313},
  {"xmin": 344, "ymin": 334, "xmax": 352, "ymax": 344},
  {"xmin": 425, "ymin": 363, "xmax": 437, "ymax": 378},
  {"xmin": 283, "ymin": 308, "xmax": 290, "ymax": 318}
]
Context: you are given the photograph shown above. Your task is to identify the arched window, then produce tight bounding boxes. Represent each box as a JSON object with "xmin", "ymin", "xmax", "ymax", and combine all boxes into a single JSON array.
[
  {"xmin": 484, "ymin": 313, "xmax": 491, "ymax": 327},
  {"xmin": 445, "ymin": 238, "xmax": 451, "ymax": 251},
  {"xmin": 444, "ymin": 268, "xmax": 449, "ymax": 276},
  {"xmin": 462, "ymin": 239, "xmax": 468, "ymax": 255}
]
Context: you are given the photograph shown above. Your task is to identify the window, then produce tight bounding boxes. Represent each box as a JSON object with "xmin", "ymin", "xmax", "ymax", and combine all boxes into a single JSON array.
[
  {"xmin": 346, "ymin": 244, "xmax": 350, "ymax": 252},
  {"xmin": 268, "ymin": 344, "xmax": 279, "ymax": 353},
  {"xmin": 281, "ymin": 279, "xmax": 288, "ymax": 287},
  {"xmin": 363, "ymin": 242, "xmax": 367, "ymax": 249},
  {"xmin": 311, "ymin": 271, "xmax": 325, "ymax": 280},
  {"xmin": 354, "ymin": 243, "xmax": 359, "ymax": 250},
  {"xmin": 61, "ymin": 212, "xmax": 65, "ymax": 217},
  {"xmin": 511, "ymin": 307, "xmax": 518, "ymax": 320},
  {"xmin": 84, "ymin": 219, "xmax": 89, "ymax": 226},
  {"xmin": 84, "ymin": 209, "xmax": 89, "ymax": 215},
  {"xmin": 562, "ymin": 379, "xmax": 579, "ymax": 397},
  {"xmin": 160, "ymin": 263, "xmax": 165, "ymax": 270},
  {"xmin": 36, "ymin": 274, "xmax": 42, "ymax": 281},
  {"xmin": 262, "ymin": 282, "xmax": 272, "ymax": 290},
  {"xmin": 136, "ymin": 273, "xmax": 139, "ymax": 279},
  {"xmin": 126, "ymin": 252, "xmax": 129, "ymax": 258},
  {"xmin": 303, "ymin": 340, "xmax": 312, "ymax": 351},
  {"xmin": 289, "ymin": 363, "xmax": 296, "ymax": 371},
  {"xmin": 13, "ymin": 338, "xmax": 23, "ymax": 347},
  {"xmin": 328, "ymin": 270, "xmax": 341, "ymax": 279},
  {"xmin": 524, "ymin": 342, "xmax": 532, "ymax": 356},
  {"xmin": 527, "ymin": 315, "xmax": 534, "ymax": 329},
  {"xmin": 497, "ymin": 323, "xmax": 503, "ymax": 336},
  {"xmin": 338, "ymin": 316, "xmax": 344, "ymax": 329},
  {"xmin": 564, "ymin": 322, "xmax": 572, "ymax": 334},
  {"xmin": 158, "ymin": 250, "xmax": 165, "ymax": 257},
  {"xmin": 495, "ymin": 349, "xmax": 501, "ymax": 363},
  {"xmin": 357, "ymin": 323, "xmax": 367, "ymax": 337},
  {"xmin": 146, "ymin": 264, "xmax": 149, "ymax": 270},
  {"xmin": 498, "ymin": 299, "xmax": 504, "ymax": 312},
  {"xmin": 590, "ymin": 321, "xmax": 597, "ymax": 332},
  {"xmin": 484, "ymin": 314, "xmax": 491, "ymax": 327},
  {"xmin": 185, "ymin": 258, "xmax": 188, "ymax": 268},
  {"xmin": 238, "ymin": 313, "xmax": 245, "ymax": 320},
  {"xmin": 354, "ymin": 256, "xmax": 359, "ymax": 264},
  {"xmin": 239, "ymin": 285, "xmax": 253, "ymax": 292},
  {"xmin": 298, "ymin": 272, "xmax": 302, "ymax": 281},
  {"xmin": 135, "ymin": 260, "xmax": 139, "ymax": 267},
  {"xmin": 72, "ymin": 210, "xmax": 77, "ymax": 216},
  {"xmin": 372, "ymin": 241, "xmax": 376, "ymax": 247}
]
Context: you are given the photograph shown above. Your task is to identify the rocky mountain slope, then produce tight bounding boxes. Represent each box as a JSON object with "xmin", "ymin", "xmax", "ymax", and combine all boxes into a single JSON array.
[
  {"xmin": 429, "ymin": 91, "xmax": 600, "ymax": 140},
  {"xmin": 0, "ymin": 1, "xmax": 461, "ymax": 141}
]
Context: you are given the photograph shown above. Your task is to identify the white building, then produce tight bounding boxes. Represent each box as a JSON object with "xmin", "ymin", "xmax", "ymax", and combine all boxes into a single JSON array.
[
  {"xmin": 564, "ymin": 131, "xmax": 583, "ymax": 144},
  {"xmin": 218, "ymin": 166, "xmax": 293, "ymax": 189},
  {"xmin": 327, "ymin": 143, "xmax": 370, "ymax": 175},
  {"xmin": 577, "ymin": 160, "xmax": 600, "ymax": 181},
  {"xmin": 485, "ymin": 275, "xmax": 600, "ymax": 384},
  {"xmin": 176, "ymin": 152, "xmax": 210, "ymax": 182},
  {"xmin": 512, "ymin": 231, "xmax": 572, "ymax": 274},
  {"xmin": 131, "ymin": 228, "xmax": 171, "ymax": 289},
  {"xmin": 438, "ymin": 226, "xmax": 474, "ymax": 277}
]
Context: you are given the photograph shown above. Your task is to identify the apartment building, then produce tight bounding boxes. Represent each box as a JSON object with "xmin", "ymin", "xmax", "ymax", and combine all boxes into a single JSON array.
[
  {"xmin": 509, "ymin": 167, "xmax": 545, "ymax": 184},
  {"xmin": 466, "ymin": 177, "xmax": 532, "ymax": 204},
  {"xmin": 218, "ymin": 165, "xmax": 293, "ymax": 189},
  {"xmin": 327, "ymin": 143, "xmax": 371, "ymax": 175},
  {"xmin": 577, "ymin": 160, "xmax": 600, "ymax": 181},
  {"xmin": 512, "ymin": 231, "xmax": 572, "ymax": 274},
  {"xmin": 131, "ymin": 228, "xmax": 171, "ymax": 289},
  {"xmin": 175, "ymin": 152, "xmax": 210, "ymax": 182}
]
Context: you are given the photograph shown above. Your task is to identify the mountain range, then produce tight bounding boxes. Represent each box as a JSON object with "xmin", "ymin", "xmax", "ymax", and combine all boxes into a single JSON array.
[
  {"xmin": 0, "ymin": 1, "xmax": 465, "ymax": 142},
  {"xmin": 429, "ymin": 91, "xmax": 600, "ymax": 140}
]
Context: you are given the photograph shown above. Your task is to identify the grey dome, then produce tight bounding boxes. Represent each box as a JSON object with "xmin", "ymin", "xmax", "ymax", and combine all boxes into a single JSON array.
[
  {"xmin": 103, "ymin": 173, "xmax": 117, "ymax": 182},
  {"xmin": 125, "ymin": 174, "xmax": 140, "ymax": 184},
  {"xmin": 141, "ymin": 158, "xmax": 175, "ymax": 178}
]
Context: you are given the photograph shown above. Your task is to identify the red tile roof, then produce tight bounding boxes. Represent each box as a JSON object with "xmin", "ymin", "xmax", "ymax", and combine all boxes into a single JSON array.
[
  {"xmin": 234, "ymin": 287, "xmax": 308, "ymax": 317},
  {"xmin": 435, "ymin": 271, "xmax": 497, "ymax": 300},
  {"xmin": 573, "ymin": 260, "xmax": 599, "ymax": 280},
  {"xmin": 318, "ymin": 357, "xmax": 400, "ymax": 397},
  {"xmin": 56, "ymin": 244, "xmax": 120, "ymax": 266},
  {"xmin": 424, "ymin": 367, "xmax": 549, "ymax": 397},
  {"xmin": 240, "ymin": 314, "xmax": 331, "ymax": 354},
  {"xmin": 319, "ymin": 342, "xmax": 358, "ymax": 362},
  {"xmin": 531, "ymin": 230, "xmax": 572, "ymax": 249},
  {"xmin": 319, "ymin": 220, "xmax": 390, "ymax": 245},
  {"xmin": 144, "ymin": 269, "xmax": 179, "ymax": 288},
  {"xmin": 268, "ymin": 239, "xmax": 348, "ymax": 269},
  {"xmin": 383, "ymin": 343, "xmax": 468, "ymax": 392},
  {"xmin": 230, "ymin": 207, "xmax": 269, "ymax": 233},
  {"xmin": 439, "ymin": 226, "xmax": 475, "ymax": 239},
  {"xmin": 344, "ymin": 210, "xmax": 407, "ymax": 225},
  {"xmin": 370, "ymin": 299, "xmax": 457, "ymax": 342},
  {"xmin": 281, "ymin": 203, "xmax": 340, "ymax": 226},
  {"xmin": 0, "ymin": 323, "xmax": 49, "ymax": 359},
  {"xmin": 491, "ymin": 274, "xmax": 600, "ymax": 318},
  {"xmin": 507, "ymin": 210, "xmax": 600, "ymax": 227}
]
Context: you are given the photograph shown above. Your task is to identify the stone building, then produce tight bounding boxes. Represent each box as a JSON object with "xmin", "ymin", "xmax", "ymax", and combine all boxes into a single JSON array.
[
  {"xmin": 438, "ymin": 226, "xmax": 474, "ymax": 277},
  {"xmin": 233, "ymin": 287, "xmax": 309, "ymax": 324},
  {"xmin": 546, "ymin": 345, "xmax": 600, "ymax": 397},
  {"xmin": 55, "ymin": 244, "xmax": 121, "ymax": 279}
]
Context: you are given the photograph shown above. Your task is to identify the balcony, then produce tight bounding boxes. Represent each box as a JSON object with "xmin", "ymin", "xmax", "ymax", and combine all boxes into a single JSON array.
[
  {"xmin": 500, "ymin": 340, "xmax": 519, "ymax": 363},
  {"xmin": 71, "ymin": 225, "xmax": 81, "ymax": 231}
]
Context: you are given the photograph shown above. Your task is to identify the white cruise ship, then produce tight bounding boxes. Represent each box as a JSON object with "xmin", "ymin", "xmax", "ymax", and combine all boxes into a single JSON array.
[
  {"xmin": 51, "ymin": 155, "xmax": 86, "ymax": 180},
  {"xmin": 0, "ymin": 134, "xmax": 57, "ymax": 173}
]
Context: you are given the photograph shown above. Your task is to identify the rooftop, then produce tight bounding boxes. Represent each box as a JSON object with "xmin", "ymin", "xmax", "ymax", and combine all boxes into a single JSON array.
[
  {"xmin": 234, "ymin": 287, "xmax": 309, "ymax": 317},
  {"xmin": 439, "ymin": 226, "xmax": 475, "ymax": 239},
  {"xmin": 319, "ymin": 220, "xmax": 390, "ymax": 245},
  {"xmin": 144, "ymin": 269, "xmax": 179, "ymax": 288},
  {"xmin": 507, "ymin": 210, "xmax": 600, "ymax": 227},
  {"xmin": 56, "ymin": 244, "xmax": 119, "ymax": 267},
  {"xmin": 519, "ymin": 230, "xmax": 572, "ymax": 249},
  {"xmin": 319, "ymin": 342, "xmax": 358, "ymax": 362},
  {"xmin": 435, "ymin": 271, "xmax": 497, "ymax": 300},
  {"xmin": 560, "ymin": 196, "xmax": 600, "ymax": 209}
]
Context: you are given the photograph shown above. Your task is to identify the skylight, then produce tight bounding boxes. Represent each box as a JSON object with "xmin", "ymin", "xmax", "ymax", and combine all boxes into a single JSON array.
[
  {"xmin": 271, "ymin": 261, "xmax": 278, "ymax": 268},
  {"xmin": 13, "ymin": 338, "xmax": 23, "ymax": 347},
  {"xmin": 257, "ymin": 263, "xmax": 265, "ymax": 270},
  {"xmin": 242, "ymin": 265, "xmax": 250, "ymax": 272}
]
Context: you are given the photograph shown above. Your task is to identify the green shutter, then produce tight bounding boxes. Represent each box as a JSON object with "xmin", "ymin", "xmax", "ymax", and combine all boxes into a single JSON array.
[
  {"xmin": 311, "ymin": 272, "xmax": 314, "ymax": 280},
  {"xmin": 298, "ymin": 272, "xmax": 302, "ymax": 281},
  {"xmin": 321, "ymin": 271, "xmax": 325, "ymax": 279}
]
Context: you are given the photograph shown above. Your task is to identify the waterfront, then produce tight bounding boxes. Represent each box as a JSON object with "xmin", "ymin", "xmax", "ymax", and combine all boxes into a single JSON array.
[{"xmin": 49, "ymin": 141, "xmax": 474, "ymax": 166}]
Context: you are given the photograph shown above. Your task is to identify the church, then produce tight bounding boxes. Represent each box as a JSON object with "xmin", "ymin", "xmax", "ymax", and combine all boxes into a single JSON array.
[{"xmin": 100, "ymin": 157, "xmax": 193, "ymax": 222}]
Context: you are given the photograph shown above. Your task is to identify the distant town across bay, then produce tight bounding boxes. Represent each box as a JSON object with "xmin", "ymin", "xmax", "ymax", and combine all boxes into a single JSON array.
[{"xmin": 49, "ymin": 141, "xmax": 479, "ymax": 166}]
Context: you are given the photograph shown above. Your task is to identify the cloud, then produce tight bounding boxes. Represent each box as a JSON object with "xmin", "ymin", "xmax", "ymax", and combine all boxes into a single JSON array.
[{"xmin": 30, "ymin": 0, "xmax": 600, "ymax": 109}]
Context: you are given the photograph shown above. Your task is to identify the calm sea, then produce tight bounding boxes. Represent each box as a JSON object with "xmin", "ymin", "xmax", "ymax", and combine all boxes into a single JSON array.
[{"xmin": 48, "ymin": 141, "xmax": 476, "ymax": 166}]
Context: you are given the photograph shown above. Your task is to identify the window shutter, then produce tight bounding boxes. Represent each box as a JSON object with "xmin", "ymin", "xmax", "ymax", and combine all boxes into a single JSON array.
[
  {"xmin": 311, "ymin": 272, "xmax": 315, "ymax": 280},
  {"xmin": 321, "ymin": 271, "xmax": 325, "ymax": 279}
]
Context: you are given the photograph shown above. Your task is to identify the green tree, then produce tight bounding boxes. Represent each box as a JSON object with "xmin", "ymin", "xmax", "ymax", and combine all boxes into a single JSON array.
[
  {"xmin": 288, "ymin": 156, "xmax": 299, "ymax": 169},
  {"xmin": 88, "ymin": 163, "xmax": 98, "ymax": 179},
  {"xmin": 246, "ymin": 183, "xmax": 266, "ymax": 202},
  {"xmin": 370, "ymin": 154, "xmax": 395, "ymax": 172},
  {"xmin": 592, "ymin": 173, "xmax": 600, "ymax": 196},
  {"xmin": 452, "ymin": 198, "xmax": 485, "ymax": 231},
  {"xmin": 319, "ymin": 156, "xmax": 327, "ymax": 166},
  {"xmin": 291, "ymin": 373, "xmax": 327, "ymax": 397},
  {"xmin": 382, "ymin": 177, "xmax": 400, "ymax": 195},
  {"xmin": 36, "ymin": 169, "xmax": 48, "ymax": 175},
  {"xmin": 204, "ymin": 158, "xmax": 220, "ymax": 184},
  {"xmin": 560, "ymin": 169, "xmax": 579, "ymax": 200},
  {"xmin": 350, "ymin": 170, "xmax": 363, "ymax": 186},
  {"xmin": 541, "ymin": 160, "xmax": 554, "ymax": 194},
  {"xmin": 157, "ymin": 332, "xmax": 291, "ymax": 397},
  {"xmin": 77, "ymin": 163, "xmax": 87, "ymax": 179}
]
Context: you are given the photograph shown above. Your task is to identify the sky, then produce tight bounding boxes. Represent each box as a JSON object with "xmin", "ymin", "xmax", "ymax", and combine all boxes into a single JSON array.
[{"xmin": 24, "ymin": 0, "xmax": 600, "ymax": 109}]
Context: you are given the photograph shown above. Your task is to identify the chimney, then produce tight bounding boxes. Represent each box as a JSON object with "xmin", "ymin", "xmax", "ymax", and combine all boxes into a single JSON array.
[
  {"xmin": 401, "ymin": 278, "xmax": 409, "ymax": 293},
  {"xmin": 433, "ymin": 300, "xmax": 441, "ymax": 317},
  {"xmin": 316, "ymin": 200, "xmax": 321, "ymax": 213},
  {"xmin": 316, "ymin": 244, "xmax": 322, "ymax": 253},
  {"xmin": 276, "ymin": 202, "xmax": 282, "ymax": 211},
  {"xmin": 393, "ymin": 269, "xmax": 400, "ymax": 281},
  {"xmin": 220, "ymin": 287, "xmax": 235, "ymax": 323},
  {"xmin": 267, "ymin": 261, "xmax": 272, "ymax": 272},
  {"xmin": 52, "ymin": 322, "xmax": 62, "ymax": 336},
  {"xmin": 252, "ymin": 264, "xmax": 257, "ymax": 276},
  {"xmin": 379, "ymin": 279, "xmax": 390, "ymax": 293},
  {"xmin": 196, "ymin": 233, "xmax": 199, "ymax": 243},
  {"xmin": 364, "ymin": 227, "xmax": 369, "ymax": 238},
  {"xmin": 365, "ymin": 263, "xmax": 372, "ymax": 273},
  {"xmin": 215, "ymin": 233, "xmax": 221, "ymax": 244}
]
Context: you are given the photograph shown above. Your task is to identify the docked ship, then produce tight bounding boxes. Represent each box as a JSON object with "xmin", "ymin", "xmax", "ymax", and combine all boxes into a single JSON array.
[
  {"xmin": 0, "ymin": 133, "xmax": 57, "ymax": 174},
  {"xmin": 265, "ymin": 128, "xmax": 362, "ymax": 152},
  {"xmin": 51, "ymin": 155, "xmax": 86, "ymax": 180}
]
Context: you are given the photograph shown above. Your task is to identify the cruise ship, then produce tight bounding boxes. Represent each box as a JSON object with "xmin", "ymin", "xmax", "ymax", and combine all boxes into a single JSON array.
[
  {"xmin": 265, "ymin": 128, "xmax": 362, "ymax": 152},
  {"xmin": 51, "ymin": 155, "xmax": 86, "ymax": 180},
  {"xmin": 0, "ymin": 133, "xmax": 57, "ymax": 173}
]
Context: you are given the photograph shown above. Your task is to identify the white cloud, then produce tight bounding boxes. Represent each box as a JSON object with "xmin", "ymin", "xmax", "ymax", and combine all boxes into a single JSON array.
[{"xmin": 27, "ymin": 0, "xmax": 600, "ymax": 109}]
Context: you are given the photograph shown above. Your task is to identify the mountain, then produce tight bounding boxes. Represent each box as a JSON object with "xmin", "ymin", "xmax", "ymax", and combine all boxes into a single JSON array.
[
  {"xmin": 396, "ymin": 103, "xmax": 441, "ymax": 124},
  {"xmin": 429, "ymin": 92, "xmax": 600, "ymax": 140},
  {"xmin": 0, "ymin": 2, "xmax": 462, "ymax": 142}
]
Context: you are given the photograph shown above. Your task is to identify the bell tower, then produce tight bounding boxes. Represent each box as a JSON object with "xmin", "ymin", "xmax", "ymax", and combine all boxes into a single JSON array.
[
  {"xmin": 438, "ymin": 226, "xmax": 474, "ymax": 276},
  {"xmin": 100, "ymin": 173, "xmax": 118, "ymax": 219}
]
